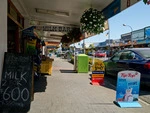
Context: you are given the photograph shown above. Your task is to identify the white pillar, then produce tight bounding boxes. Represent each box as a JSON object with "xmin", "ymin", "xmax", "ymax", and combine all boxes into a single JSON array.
[{"xmin": 0, "ymin": 0, "xmax": 7, "ymax": 85}]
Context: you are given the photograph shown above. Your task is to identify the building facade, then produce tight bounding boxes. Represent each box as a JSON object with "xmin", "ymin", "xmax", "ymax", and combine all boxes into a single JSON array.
[{"xmin": 95, "ymin": 26, "xmax": 150, "ymax": 49}]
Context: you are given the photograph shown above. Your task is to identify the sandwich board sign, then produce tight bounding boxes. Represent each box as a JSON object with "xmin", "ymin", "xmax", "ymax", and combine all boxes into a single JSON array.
[
  {"xmin": 91, "ymin": 59, "xmax": 105, "ymax": 85},
  {"xmin": 114, "ymin": 70, "xmax": 142, "ymax": 108},
  {"xmin": 0, "ymin": 52, "xmax": 33, "ymax": 112}
]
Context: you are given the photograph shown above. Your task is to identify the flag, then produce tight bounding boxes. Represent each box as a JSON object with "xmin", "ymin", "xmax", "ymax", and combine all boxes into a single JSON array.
[
  {"xmin": 103, "ymin": 20, "xmax": 109, "ymax": 31},
  {"xmin": 106, "ymin": 31, "xmax": 109, "ymax": 36},
  {"xmin": 147, "ymin": 0, "xmax": 150, "ymax": 4}
]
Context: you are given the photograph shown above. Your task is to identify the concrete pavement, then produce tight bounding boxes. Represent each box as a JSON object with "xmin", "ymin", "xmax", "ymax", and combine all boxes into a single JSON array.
[{"xmin": 28, "ymin": 56, "xmax": 150, "ymax": 113}]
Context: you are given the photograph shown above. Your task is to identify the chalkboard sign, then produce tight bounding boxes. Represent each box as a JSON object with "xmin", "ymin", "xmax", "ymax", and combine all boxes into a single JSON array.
[{"xmin": 0, "ymin": 52, "xmax": 33, "ymax": 112}]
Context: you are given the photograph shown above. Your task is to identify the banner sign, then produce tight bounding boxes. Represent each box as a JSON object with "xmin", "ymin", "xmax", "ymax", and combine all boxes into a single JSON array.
[{"xmin": 115, "ymin": 70, "xmax": 142, "ymax": 108}]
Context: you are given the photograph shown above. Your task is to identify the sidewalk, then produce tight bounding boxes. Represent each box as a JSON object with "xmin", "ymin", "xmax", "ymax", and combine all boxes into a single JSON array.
[{"xmin": 29, "ymin": 56, "xmax": 150, "ymax": 113}]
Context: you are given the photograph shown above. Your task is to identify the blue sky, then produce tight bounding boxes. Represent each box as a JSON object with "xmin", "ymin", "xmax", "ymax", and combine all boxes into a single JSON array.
[{"xmin": 83, "ymin": 0, "xmax": 150, "ymax": 44}]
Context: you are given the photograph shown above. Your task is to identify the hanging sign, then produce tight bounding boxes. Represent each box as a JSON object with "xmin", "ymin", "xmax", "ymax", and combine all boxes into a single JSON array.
[
  {"xmin": 114, "ymin": 70, "xmax": 142, "ymax": 108},
  {"xmin": 91, "ymin": 59, "xmax": 105, "ymax": 85}
]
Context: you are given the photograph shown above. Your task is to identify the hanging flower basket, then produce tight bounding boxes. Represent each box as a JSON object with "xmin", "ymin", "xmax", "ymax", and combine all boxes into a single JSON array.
[
  {"xmin": 67, "ymin": 28, "xmax": 82, "ymax": 43},
  {"xmin": 60, "ymin": 28, "xmax": 83, "ymax": 45},
  {"xmin": 80, "ymin": 8, "xmax": 105, "ymax": 34},
  {"xmin": 61, "ymin": 34, "xmax": 72, "ymax": 44}
]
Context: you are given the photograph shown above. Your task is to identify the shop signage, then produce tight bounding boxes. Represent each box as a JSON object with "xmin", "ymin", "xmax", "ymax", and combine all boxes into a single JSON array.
[
  {"xmin": 0, "ymin": 52, "xmax": 32, "ymax": 112},
  {"xmin": 114, "ymin": 70, "xmax": 142, "ymax": 108},
  {"xmin": 136, "ymin": 39, "xmax": 146, "ymax": 44},
  {"xmin": 36, "ymin": 25, "xmax": 78, "ymax": 32},
  {"xmin": 145, "ymin": 27, "xmax": 150, "ymax": 39},
  {"xmin": 132, "ymin": 29, "xmax": 144, "ymax": 41},
  {"xmin": 121, "ymin": 33, "xmax": 131, "ymax": 42},
  {"xmin": 146, "ymin": 38, "xmax": 150, "ymax": 43},
  {"xmin": 91, "ymin": 60, "xmax": 105, "ymax": 85},
  {"xmin": 101, "ymin": 0, "xmax": 121, "ymax": 19}
]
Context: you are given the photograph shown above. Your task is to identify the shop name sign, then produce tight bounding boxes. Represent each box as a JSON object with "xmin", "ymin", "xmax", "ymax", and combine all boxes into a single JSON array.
[{"xmin": 36, "ymin": 25, "xmax": 78, "ymax": 32}]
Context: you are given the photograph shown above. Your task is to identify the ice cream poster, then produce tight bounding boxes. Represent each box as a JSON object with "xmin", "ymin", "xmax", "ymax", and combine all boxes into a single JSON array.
[{"xmin": 116, "ymin": 71, "xmax": 141, "ymax": 102}]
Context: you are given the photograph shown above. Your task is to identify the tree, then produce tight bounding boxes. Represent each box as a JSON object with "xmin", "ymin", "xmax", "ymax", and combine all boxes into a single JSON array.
[
  {"xmin": 143, "ymin": 0, "xmax": 150, "ymax": 5},
  {"xmin": 89, "ymin": 44, "xmax": 94, "ymax": 49}
]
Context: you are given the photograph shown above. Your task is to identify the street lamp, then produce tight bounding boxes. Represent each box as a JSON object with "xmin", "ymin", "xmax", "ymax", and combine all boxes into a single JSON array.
[{"xmin": 123, "ymin": 24, "xmax": 133, "ymax": 48}]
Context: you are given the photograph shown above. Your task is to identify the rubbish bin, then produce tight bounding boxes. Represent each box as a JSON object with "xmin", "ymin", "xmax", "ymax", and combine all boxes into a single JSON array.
[{"xmin": 77, "ymin": 54, "xmax": 89, "ymax": 73}]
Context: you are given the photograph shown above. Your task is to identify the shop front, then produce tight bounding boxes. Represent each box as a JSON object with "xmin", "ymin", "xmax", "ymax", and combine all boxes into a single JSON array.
[{"xmin": 7, "ymin": 0, "xmax": 24, "ymax": 53}]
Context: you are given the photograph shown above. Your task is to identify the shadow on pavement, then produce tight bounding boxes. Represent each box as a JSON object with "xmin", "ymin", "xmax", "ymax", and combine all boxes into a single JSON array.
[
  {"xmin": 60, "ymin": 69, "xmax": 76, "ymax": 73},
  {"xmin": 34, "ymin": 75, "xmax": 47, "ymax": 93},
  {"xmin": 89, "ymin": 74, "xmax": 116, "ymax": 91}
]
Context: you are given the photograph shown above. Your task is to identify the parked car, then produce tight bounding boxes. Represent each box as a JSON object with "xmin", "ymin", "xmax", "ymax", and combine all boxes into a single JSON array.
[
  {"xmin": 104, "ymin": 48, "xmax": 150, "ymax": 86},
  {"xmin": 63, "ymin": 50, "xmax": 73, "ymax": 59},
  {"xmin": 88, "ymin": 51, "xmax": 94, "ymax": 56},
  {"xmin": 94, "ymin": 51, "xmax": 106, "ymax": 57}
]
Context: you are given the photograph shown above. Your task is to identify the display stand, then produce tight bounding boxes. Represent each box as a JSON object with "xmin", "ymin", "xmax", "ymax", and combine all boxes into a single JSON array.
[
  {"xmin": 41, "ymin": 57, "xmax": 54, "ymax": 75},
  {"xmin": 22, "ymin": 26, "xmax": 44, "ymax": 100},
  {"xmin": 91, "ymin": 71, "xmax": 104, "ymax": 85},
  {"xmin": 22, "ymin": 26, "xmax": 44, "ymax": 80}
]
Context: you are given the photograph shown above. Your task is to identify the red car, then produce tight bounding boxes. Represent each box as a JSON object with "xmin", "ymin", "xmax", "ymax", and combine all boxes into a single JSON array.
[{"xmin": 94, "ymin": 51, "xmax": 106, "ymax": 57}]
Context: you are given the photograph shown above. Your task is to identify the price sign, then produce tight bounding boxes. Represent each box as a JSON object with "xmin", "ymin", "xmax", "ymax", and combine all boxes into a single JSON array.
[{"xmin": 0, "ymin": 52, "xmax": 33, "ymax": 112}]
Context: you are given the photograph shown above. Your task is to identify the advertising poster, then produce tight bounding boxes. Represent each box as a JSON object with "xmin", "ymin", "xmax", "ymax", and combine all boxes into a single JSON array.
[{"xmin": 115, "ymin": 70, "xmax": 142, "ymax": 108}]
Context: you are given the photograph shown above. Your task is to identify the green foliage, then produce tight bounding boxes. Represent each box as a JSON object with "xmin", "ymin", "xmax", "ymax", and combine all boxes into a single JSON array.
[
  {"xmin": 70, "ymin": 56, "xmax": 74, "ymax": 64},
  {"xmin": 143, "ymin": 0, "xmax": 147, "ymax": 4},
  {"xmin": 89, "ymin": 44, "xmax": 94, "ymax": 49},
  {"xmin": 143, "ymin": 0, "xmax": 150, "ymax": 4},
  {"xmin": 89, "ymin": 57, "xmax": 92, "ymax": 65}
]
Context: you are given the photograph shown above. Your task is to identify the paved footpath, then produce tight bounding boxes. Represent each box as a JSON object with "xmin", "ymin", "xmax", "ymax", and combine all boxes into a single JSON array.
[{"xmin": 28, "ymin": 56, "xmax": 150, "ymax": 113}]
